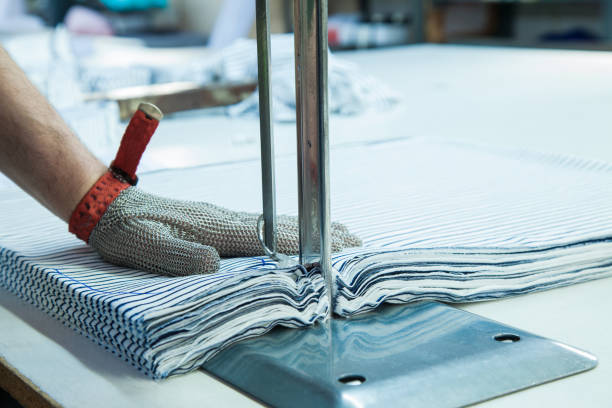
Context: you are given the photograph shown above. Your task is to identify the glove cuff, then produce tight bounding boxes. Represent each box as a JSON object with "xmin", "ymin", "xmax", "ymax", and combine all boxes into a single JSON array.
[
  {"xmin": 69, "ymin": 103, "xmax": 162, "ymax": 242},
  {"xmin": 69, "ymin": 172, "xmax": 131, "ymax": 242}
]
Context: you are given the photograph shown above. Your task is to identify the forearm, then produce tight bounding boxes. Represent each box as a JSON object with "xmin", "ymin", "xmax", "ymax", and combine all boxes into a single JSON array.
[{"xmin": 0, "ymin": 46, "xmax": 106, "ymax": 222}]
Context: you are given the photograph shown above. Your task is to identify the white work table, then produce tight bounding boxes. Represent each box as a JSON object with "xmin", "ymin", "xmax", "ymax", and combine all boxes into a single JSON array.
[{"xmin": 2, "ymin": 44, "xmax": 612, "ymax": 407}]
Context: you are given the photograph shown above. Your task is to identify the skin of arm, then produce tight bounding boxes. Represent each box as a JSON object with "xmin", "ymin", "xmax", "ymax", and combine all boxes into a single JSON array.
[{"xmin": 0, "ymin": 46, "xmax": 107, "ymax": 222}]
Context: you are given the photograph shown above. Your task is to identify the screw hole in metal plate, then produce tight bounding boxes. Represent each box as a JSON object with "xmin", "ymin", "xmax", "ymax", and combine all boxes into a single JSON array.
[
  {"xmin": 494, "ymin": 333, "xmax": 521, "ymax": 343},
  {"xmin": 338, "ymin": 375, "xmax": 366, "ymax": 386}
]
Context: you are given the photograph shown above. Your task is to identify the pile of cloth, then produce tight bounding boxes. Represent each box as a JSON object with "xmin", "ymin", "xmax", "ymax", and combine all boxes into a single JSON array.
[
  {"xmin": 2, "ymin": 137, "xmax": 612, "ymax": 378},
  {"xmin": 0, "ymin": 194, "xmax": 327, "ymax": 378}
]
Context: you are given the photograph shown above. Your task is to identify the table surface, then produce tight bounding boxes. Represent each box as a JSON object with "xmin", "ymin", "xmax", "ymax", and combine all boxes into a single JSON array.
[{"xmin": 2, "ymin": 43, "xmax": 612, "ymax": 408}]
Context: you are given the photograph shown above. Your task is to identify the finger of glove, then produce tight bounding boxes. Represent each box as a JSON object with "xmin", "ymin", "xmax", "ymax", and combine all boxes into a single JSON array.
[
  {"xmin": 130, "ymin": 187, "xmax": 357, "ymax": 257},
  {"xmin": 90, "ymin": 219, "xmax": 221, "ymax": 276},
  {"xmin": 275, "ymin": 215, "xmax": 300, "ymax": 255},
  {"xmin": 149, "ymin": 202, "xmax": 264, "ymax": 258},
  {"xmin": 331, "ymin": 222, "xmax": 362, "ymax": 251},
  {"xmin": 331, "ymin": 222, "xmax": 362, "ymax": 252},
  {"xmin": 274, "ymin": 216, "xmax": 361, "ymax": 254}
]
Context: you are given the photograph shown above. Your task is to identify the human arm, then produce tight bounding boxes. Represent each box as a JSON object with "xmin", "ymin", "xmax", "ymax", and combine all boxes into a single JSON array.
[
  {"xmin": 0, "ymin": 45, "xmax": 107, "ymax": 222},
  {"xmin": 0, "ymin": 46, "xmax": 361, "ymax": 276}
]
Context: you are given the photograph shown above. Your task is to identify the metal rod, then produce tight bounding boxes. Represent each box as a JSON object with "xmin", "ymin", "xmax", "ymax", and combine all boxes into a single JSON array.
[
  {"xmin": 256, "ymin": 0, "xmax": 277, "ymax": 252},
  {"xmin": 294, "ymin": 0, "xmax": 333, "ymax": 310}
]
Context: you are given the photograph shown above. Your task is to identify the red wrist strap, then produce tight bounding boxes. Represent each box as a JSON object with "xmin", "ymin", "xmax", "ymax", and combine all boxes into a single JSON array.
[
  {"xmin": 69, "ymin": 104, "xmax": 162, "ymax": 242},
  {"xmin": 69, "ymin": 173, "xmax": 131, "ymax": 241}
]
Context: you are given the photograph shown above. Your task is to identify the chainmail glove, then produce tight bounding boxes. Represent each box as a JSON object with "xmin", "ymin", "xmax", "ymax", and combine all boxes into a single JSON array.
[
  {"xmin": 68, "ymin": 103, "xmax": 361, "ymax": 277},
  {"xmin": 86, "ymin": 187, "xmax": 361, "ymax": 276}
]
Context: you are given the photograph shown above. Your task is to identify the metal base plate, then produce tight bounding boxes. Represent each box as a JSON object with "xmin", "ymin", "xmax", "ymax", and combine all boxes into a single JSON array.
[{"xmin": 203, "ymin": 302, "xmax": 597, "ymax": 408}]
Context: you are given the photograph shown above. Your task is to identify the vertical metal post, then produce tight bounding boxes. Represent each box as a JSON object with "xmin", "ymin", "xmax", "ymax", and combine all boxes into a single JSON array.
[
  {"xmin": 294, "ymin": 0, "xmax": 333, "ymax": 309},
  {"xmin": 256, "ymin": 0, "xmax": 277, "ymax": 252}
]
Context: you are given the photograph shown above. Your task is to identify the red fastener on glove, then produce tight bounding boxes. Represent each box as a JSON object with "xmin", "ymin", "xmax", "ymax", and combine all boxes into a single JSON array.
[{"xmin": 69, "ymin": 103, "xmax": 163, "ymax": 242}]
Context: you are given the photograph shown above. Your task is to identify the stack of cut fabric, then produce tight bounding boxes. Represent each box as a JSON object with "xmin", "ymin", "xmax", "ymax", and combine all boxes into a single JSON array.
[
  {"xmin": 0, "ymin": 194, "xmax": 326, "ymax": 378},
  {"xmin": 1, "ymin": 137, "xmax": 611, "ymax": 378},
  {"xmin": 329, "ymin": 140, "xmax": 612, "ymax": 315}
]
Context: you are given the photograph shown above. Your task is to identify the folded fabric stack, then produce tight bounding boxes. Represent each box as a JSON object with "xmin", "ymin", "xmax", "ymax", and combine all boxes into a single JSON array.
[
  {"xmin": 328, "ymin": 139, "xmax": 612, "ymax": 315},
  {"xmin": 1, "ymin": 137, "xmax": 611, "ymax": 378},
  {"xmin": 0, "ymin": 193, "xmax": 326, "ymax": 378}
]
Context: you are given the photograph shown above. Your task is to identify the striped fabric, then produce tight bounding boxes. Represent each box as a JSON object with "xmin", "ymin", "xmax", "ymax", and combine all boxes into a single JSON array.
[
  {"xmin": 1, "ymin": 137, "xmax": 612, "ymax": 378},
  {"xmin": 0, "ymin": 192, "xmax": 327, "ymax": 378},
  {"xmin": 328, "ymin": 139, "xmax": 612, "ymax": 315}
]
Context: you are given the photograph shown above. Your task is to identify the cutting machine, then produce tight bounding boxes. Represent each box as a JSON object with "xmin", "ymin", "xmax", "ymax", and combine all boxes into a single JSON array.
[{"xmin": 203, "ymin": 1, "xmax": 598, "ymax": 407}]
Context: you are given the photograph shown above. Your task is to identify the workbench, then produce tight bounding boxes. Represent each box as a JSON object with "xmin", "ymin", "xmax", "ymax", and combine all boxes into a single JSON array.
[{"xmin": 2, "ymin": 44, "xmax": 612, "ymax": 407}]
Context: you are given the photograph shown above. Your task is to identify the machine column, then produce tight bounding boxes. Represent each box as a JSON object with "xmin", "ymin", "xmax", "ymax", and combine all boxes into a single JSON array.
[{"xmin": 293, "ymin": 0, "xmax": 333, "ymax": 309}]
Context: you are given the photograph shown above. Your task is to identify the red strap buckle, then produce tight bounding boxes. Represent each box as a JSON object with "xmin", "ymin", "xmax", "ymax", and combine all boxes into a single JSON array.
[{"xmin": 69, "ymin": 103, "xmax": 162, "ymax": 242}]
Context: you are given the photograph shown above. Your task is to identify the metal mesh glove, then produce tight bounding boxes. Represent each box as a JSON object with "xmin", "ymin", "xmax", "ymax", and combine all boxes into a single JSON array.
[
  {"xmin": 69, "ymin": 103, "xmax": 361, "ymax": 277},
  {"xmin": 88, "ymin": 187, "xmax": 362, "ymax": 277}
]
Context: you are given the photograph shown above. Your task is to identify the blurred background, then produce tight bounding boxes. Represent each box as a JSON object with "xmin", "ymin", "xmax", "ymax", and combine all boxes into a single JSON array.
[
  {"xmin": 4, "ymin": 0, "xmax": 612, "ymax": 50},
  {"xmin": 1, "ymin": 0, "xmax": 612, "ymax": 188}
]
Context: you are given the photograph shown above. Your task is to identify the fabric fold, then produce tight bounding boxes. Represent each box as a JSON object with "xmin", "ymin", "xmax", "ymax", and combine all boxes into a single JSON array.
[{"xmin": 2, "ymin": 137, "xmax": 612, "ymax": 377}]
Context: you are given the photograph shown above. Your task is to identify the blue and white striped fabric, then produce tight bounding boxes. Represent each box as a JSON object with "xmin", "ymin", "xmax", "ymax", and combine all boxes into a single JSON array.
[
  {"xmin": 1, "ymin": 137, "xmax": 612, "ymax": 378},
  {"xmin": 327, "ymin": 140, "xmax": 612, "ymax": 315},
  {"xmin": 0, "ymin": 191, "xmax": 327, "ymax": 378}
]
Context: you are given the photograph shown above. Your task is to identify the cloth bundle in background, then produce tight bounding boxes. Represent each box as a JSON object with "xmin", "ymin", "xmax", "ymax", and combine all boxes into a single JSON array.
[
  {"xmin": 2, "ymin": 30, "xmax": 399, "ymax": 123},
  {"xmin": 216, "ymin": 34, "xmax": 400, "ymax": 120},
  {"xmin": 1, "ymin": 137, "xmax": 612, "ymax": 378},
  {"xmin": 77, "ymin": 34, "xmax": 400, "ymax": 120}
]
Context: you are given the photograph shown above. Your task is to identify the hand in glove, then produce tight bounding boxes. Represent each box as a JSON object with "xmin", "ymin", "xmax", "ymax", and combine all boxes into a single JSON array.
[{"xmin": 69, "ymin": 104, "xmax": 361, "ymax": 277}]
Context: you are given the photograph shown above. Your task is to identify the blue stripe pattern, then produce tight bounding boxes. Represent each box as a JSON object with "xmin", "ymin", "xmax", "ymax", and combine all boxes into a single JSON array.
[{"xmin": 1, "ymin": 137, "xmax": 611, "ymax": 377}]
